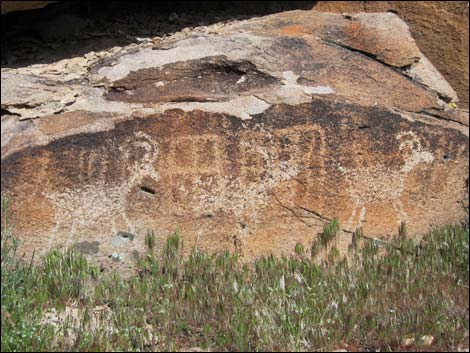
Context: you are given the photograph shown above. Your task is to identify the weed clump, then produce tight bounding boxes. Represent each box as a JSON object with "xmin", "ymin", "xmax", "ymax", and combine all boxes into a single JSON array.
[{"xmin": 1, "ymin": 196, "xmax": 469, "ymax": 352}]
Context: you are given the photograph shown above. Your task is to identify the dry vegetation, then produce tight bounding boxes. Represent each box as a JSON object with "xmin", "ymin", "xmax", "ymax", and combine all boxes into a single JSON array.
[{"xmin": 1, "ymin": 196, "xmax": 469, "ymax": 351}]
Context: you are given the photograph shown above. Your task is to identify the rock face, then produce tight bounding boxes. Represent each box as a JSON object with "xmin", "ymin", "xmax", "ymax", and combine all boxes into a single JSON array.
[
  {"xmin": 1, "ymin": 10, "xmax": 468, "ymax": 268},
  {"xmin": 0, "ymin": 1, "xmax": 54, "ymax": 15},
  {"xmin": 314, "ymin": 1, "xmax": 470, "ymax": 109}
]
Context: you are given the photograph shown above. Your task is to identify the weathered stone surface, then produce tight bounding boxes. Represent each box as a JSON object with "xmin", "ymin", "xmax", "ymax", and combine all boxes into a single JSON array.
[
  {"xmin": 1, "ymin": 71, "xmax": 79, "ymax": 119},
  {"xmin": 319, "ymin": 12, "xmax": 458, "ymax": 102},
  {"xmin": 1, "ymin": 10, "xmax": 468, "ymax": 269},
  {"xmin": 314, "ymin": 1, "xmax": 470, "ymax": 108}
]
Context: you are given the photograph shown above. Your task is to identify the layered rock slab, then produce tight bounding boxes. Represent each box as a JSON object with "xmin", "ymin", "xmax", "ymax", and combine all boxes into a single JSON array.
[
  {"xmin": 1, "ymin": 10, "xmax": 468, "ymax": 268},
  {"xmin": 314, "ymin": 1, "xmax": 470, "ymax": 108}
]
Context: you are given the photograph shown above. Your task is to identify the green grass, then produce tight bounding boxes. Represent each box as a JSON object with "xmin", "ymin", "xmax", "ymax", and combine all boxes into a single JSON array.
[{"xmin": 1, "ymin": 196, "xmax": 469, "ymax": 351}]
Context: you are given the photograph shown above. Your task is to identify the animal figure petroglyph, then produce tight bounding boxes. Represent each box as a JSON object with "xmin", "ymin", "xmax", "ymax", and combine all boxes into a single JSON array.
[
  {"xmin": 45, "ymin": 131, "xmax": 160, "ymax": 247},
  {"xmin": 341, "ymin": 131, "xmax": 434, "ymax": 231}
]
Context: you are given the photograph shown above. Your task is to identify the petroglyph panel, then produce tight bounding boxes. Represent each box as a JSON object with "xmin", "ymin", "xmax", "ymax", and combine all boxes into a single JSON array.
[{"xmin": 1, "ymin": 100, "xmax": 468, "ymax": 264}]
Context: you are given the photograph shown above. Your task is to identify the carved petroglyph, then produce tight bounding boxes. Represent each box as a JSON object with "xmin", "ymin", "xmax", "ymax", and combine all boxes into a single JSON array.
[
  {"xmin": 1, "ymin": 98, "xmax": 467, "ymax": 265},
  {"xmin": 397, "ymin": 131, "xmax": 435, "ymax": 173},
  {"xmin": 40, "ymin": 120, "xmax": 330, "ymax": 249},
  {"xmin": 28, "ymin": 112, "xmax": 441, "ymax": 254},
  {"xmin": 161, "ymin": 126, "xmax": 323, "ymax": 224},
  {"xmin": 45, "ymin": 131, "xmax": 160, "ymax": 246},
  {"xmin": 164, "ymin": 134, "xmax": 224, "ymax": 176},
  {"xmin": 342, "ymin": 132, "xmax": 435, "ymax": 231}
]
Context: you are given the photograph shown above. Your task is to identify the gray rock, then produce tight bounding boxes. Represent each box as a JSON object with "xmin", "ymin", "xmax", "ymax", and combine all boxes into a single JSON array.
[
  {"xmin": 111, "ymin": 252, "xmax": 125, "ymax": 262},
  {"xmin": 111, "ymin": 231, "xmax": 136, "ymax": 248},
  {"xmin": 74, "ymin": 241, "xmax": 100, "ymax": 255}
]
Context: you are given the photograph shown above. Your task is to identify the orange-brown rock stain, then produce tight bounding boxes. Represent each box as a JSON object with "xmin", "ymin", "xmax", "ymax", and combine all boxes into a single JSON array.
[
  {"xmin": 280, "ymin": 25, "xmax": 307, "ymax": 37},
  {"xmin": 1, "ymin": 100, "xmax": 468, "ymax": 267}
]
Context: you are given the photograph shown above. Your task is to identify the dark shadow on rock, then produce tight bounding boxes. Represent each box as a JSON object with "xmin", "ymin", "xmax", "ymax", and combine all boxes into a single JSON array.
[{"xmin": 1, "ymin": 1, "xmax": 316, "ymax": 69}]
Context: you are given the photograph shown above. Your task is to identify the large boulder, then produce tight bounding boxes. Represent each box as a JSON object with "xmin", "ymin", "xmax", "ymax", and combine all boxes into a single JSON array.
[
  {"xmin": 1, "ymin": 10, "xmax": 468, "ymax": 269},
  {"xmin": 314, "ymin": 1, "xmax": 470, "ymax": 109}
]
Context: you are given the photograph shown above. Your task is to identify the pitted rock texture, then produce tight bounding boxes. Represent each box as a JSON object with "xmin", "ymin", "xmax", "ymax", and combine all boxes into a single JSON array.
[{"xmin": 1, "ymin": 10, "xmax": 468, "ymax": 269}]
